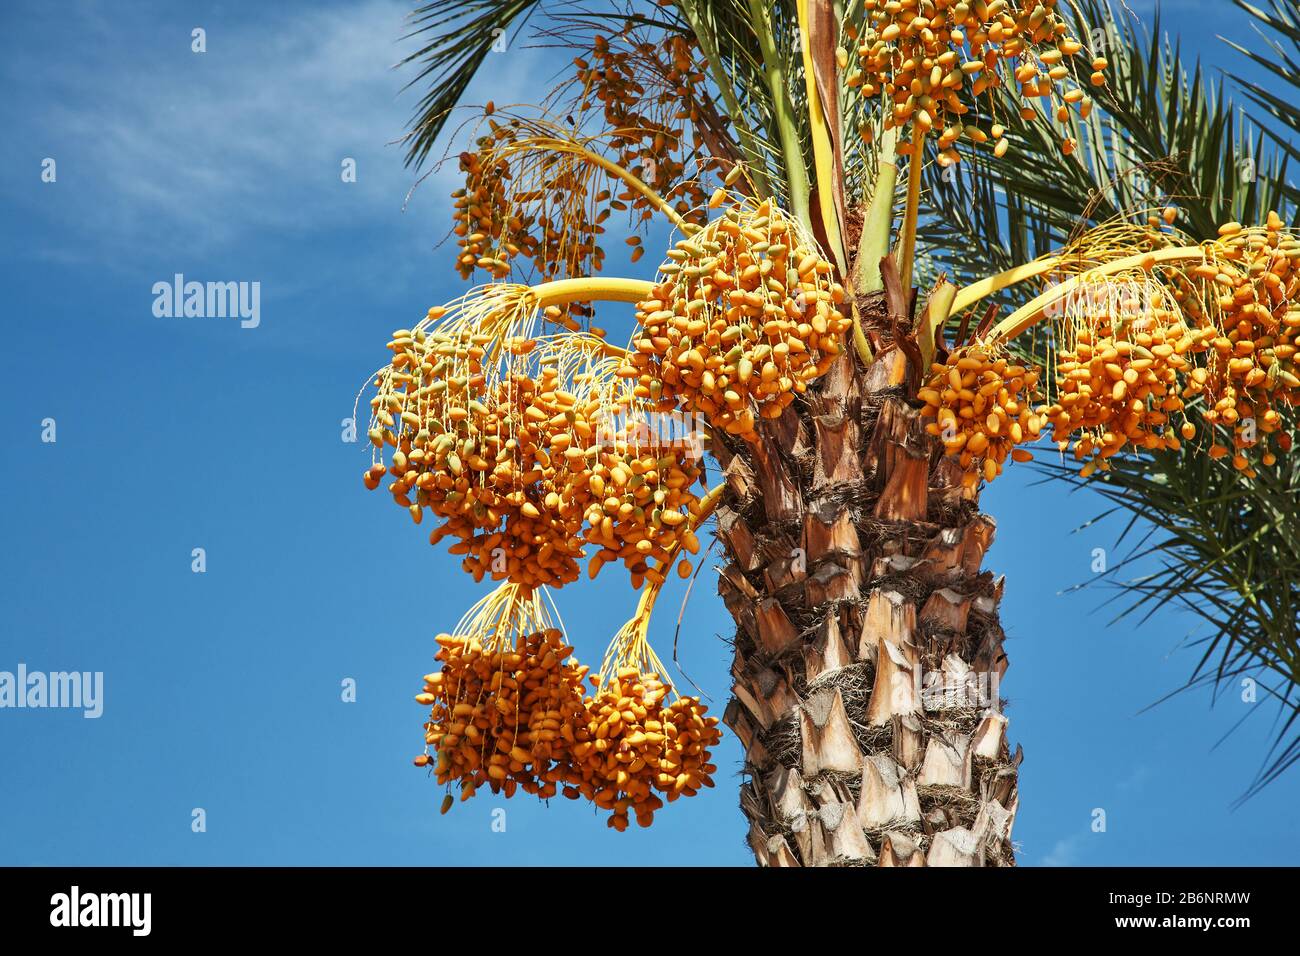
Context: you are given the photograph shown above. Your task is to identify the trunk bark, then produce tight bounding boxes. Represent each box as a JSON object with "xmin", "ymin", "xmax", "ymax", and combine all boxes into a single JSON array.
[{"xmin": 713, "ymin": 293, "xmax": 1021, "ymax": 867}]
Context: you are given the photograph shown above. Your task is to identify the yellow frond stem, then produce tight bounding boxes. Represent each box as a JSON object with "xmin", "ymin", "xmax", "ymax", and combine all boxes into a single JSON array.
[
  {"xmin": 501, "ymin": 138, "xmax": 690, "ymax": 233},
  {"xmin": 988, "ymin": 246, "xmax": 1212, "ymax": 344},
  {"xmin": 528, "ymin": 277, "xmax": 657, "ymax": 309},
  {"xmin": 951, "ymin": 258, "xmax": 1062, "ymax": 316}
]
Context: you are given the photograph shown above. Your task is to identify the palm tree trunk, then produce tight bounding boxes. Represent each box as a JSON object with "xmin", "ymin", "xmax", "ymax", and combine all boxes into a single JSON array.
[{"xmin": 713, "ymin": 291, "xmax": 1021, "ymax": 867}]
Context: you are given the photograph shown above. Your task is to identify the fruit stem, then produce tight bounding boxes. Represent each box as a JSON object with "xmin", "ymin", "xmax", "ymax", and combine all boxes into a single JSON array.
[
  {"xmin": 898, "ymin": 131, "xmax": 926, "ymax": 294},
  {"xmin": 528, "ymin": 277, "xmax": 657, "ymax": 309},
  {"xmin": 508, "ymin": 138, "xmax": 690, "ymax": 232},
  {"xmin": 988, "ymin": 246, "xmax": 1211, "ymax": 343}
]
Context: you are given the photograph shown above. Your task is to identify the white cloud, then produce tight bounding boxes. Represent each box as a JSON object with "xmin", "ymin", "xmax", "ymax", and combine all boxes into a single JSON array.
[
  {"xmin": 4, "ymin": 0, "xmax": 551, "ymax": 262},
  {"xmin": 1041, "ymin": 835, "xmax": 1084, "ymax": 867}
]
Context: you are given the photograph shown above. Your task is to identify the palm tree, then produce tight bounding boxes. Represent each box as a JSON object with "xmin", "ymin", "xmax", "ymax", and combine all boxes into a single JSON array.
[{"xmin": 373, "ymin": 0, "xmax": 1300, "ymax": 864}]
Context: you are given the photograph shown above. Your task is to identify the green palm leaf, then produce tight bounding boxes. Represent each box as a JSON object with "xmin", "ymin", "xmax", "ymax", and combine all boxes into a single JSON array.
[
  {"xmin": 398, "ymin": 1, "xmax": 547, "ymax": 170},
  {"xmin": 914, "ymin": 0, "xmax": 1300, "ymax": 795}
]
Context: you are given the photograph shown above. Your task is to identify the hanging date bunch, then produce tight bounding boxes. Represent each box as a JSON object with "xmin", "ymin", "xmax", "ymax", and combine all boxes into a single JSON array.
[
  {"xmin": 1038, "ymin": 281, "xmax": 1205, "ymax": 476},
  {"xmin": 619, "ymin": 196, "xmax": 851, "ymax": 443},
  {"xmin": 571, "ymin": 666, "xmax": 721, "ymax": 831},
  {"xmin": 415, "ymin": 586, "xmax": 590, "ymax": 806},
  {"xmin": 1178, "ymin": 217, "xmax": 1300, "ymax": 472},
  {"xmin": 919, "ymin": 344, "xmax": 1043, "ymax": 487},
  {"xmin": 413, "ymin": 583, "xmax": 722, "ymax": 829},
  {"xmin": 942, "ymin": 211, "xmax": 1300, "ymax": 481},
  {"xmin": 361, "ymin": 293, "xmax": 627, "ymax": 588},
  {"xmin": 568, "ymin": 28, "xmax": 719, "ymax": 243},
  {"xmin": 844, "ymin": 0, "xmax": 1105, "ymax": 161},
  {"xmin": 449, "ymin": 113, "xmax": 614, "ymax": 313},
  {"xmin": 452, "ymin": 125, "xmax": 525, "ymax": 281},
  {"xmin": 1035, "ymin": 214, "xmax": 1300, "ymax": 476},
  {"xmin": 569, "ymin": 591, "xmax": 722, "ymax": 830}
]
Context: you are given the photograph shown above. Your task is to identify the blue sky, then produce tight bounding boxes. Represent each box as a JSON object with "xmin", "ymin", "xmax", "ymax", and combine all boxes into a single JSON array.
[{"xmin": 0, "ymin": 0, "xmax": 1296, "ymax": 866}]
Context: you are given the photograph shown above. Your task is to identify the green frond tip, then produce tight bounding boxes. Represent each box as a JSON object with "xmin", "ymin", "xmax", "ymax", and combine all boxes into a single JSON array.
[{"xmin": 398, "ymin": 0, "xmax": 544, "ymax": 171}]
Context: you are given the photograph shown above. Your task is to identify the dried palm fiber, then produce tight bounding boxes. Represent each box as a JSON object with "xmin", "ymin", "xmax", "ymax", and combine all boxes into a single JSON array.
[{"xmin": 619, "ymin": 195, "xmax": 851, "ymax": 442}]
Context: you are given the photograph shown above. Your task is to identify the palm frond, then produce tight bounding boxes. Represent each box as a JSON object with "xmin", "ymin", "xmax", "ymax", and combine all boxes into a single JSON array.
[
  {"xmin": 913, "ymin": 0, "xmax": 1300, "ymax": 794},
  {"xmin": 678, "ymin": 0, "xmax": 812, "ymax": 213},
  {"xmin": 1226, "ymin": 0, "xmax": 1300, "ymax": 208},
  {"xmin": 398, "ymin": 1, "xmax": 549, "ymax": 170},
  {"xmin": 1031, "ymin": 444, "xmax": 1300, "ymax": 799},
  {"xmin": 918, "ymin": 0, "xmax": 1289, "ymax": 300}
]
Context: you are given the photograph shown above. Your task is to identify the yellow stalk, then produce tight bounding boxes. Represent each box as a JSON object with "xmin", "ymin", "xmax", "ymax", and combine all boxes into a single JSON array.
[
  {"xmin": 596, "ymin": 482, "xmax": 726, "ymax": 691},
  {"xmin": 951, "ymin": 257, "xmax": 1065, "ymax": 316},
  {"xmin": 898, "ymin": 132, "xmax": 926, "ymax": 293},
  {"xmin": 504, "ymin": 138, "xmax": 690, "ymax": 232},
  {"xmin": 795, "ymin": 0, "xmax": 846, "ymax": 275},
  {"xmin": 526, "ymin": 277, "xmax": 653, "ymax": 362},
  {"xmin": 986, "ymin": 246, "xmax": 1211, "ymax": 344},
  {"xmin": 528, "ymin": 277, "xmax": 656, "ymax": 309}
]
